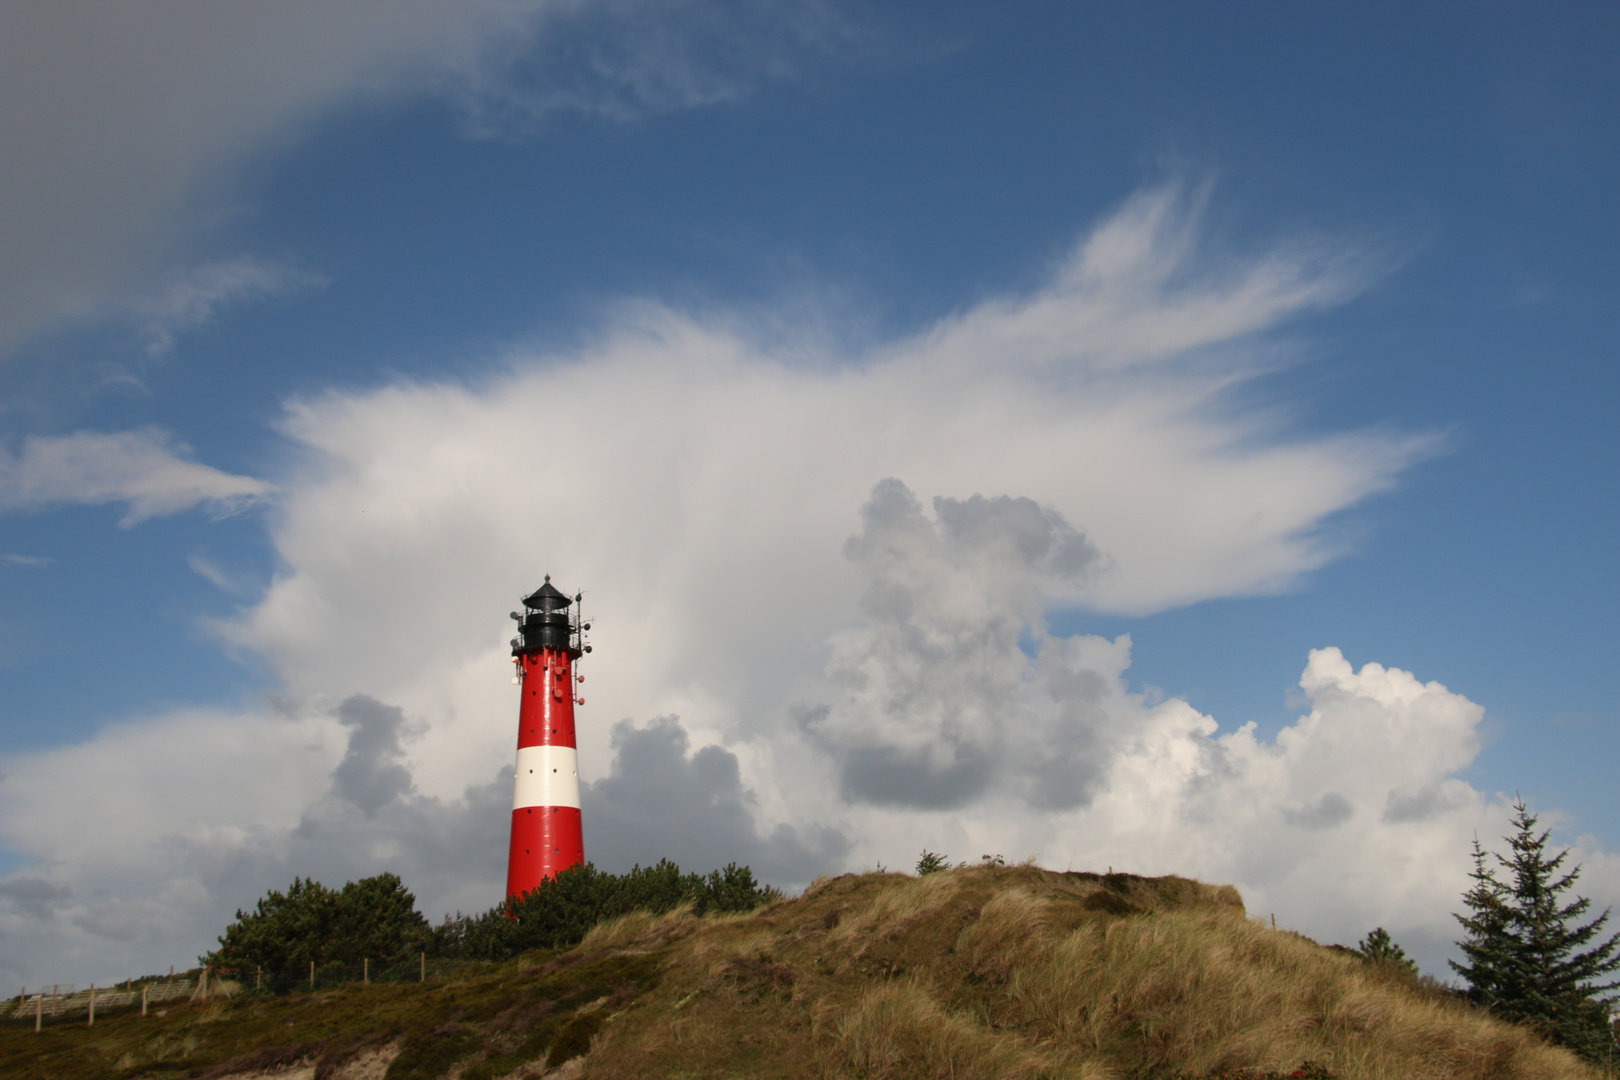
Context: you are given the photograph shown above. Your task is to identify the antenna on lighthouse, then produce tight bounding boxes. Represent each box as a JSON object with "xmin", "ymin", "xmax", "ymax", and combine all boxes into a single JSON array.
[{"xmin": 504, "ymin": 576, "xmax": 589, "ymax": 902}]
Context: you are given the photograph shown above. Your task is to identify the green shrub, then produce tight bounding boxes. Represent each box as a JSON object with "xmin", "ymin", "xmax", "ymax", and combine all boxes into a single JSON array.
[{"xmin": 206, "ymin": 872, "xmax": 432, "ymax": 977}]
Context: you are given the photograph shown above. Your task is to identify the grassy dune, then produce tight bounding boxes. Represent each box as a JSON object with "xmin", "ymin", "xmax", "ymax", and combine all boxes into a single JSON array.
[{"xmin": 1, "ymin": 865, "xmax": 1600, "ymax": 1079}]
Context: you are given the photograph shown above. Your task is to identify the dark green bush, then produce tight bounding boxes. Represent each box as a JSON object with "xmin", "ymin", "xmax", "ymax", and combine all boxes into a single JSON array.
[{"xmin": 206, "ymin": 872, "xmax": 432, "ymax": 977}]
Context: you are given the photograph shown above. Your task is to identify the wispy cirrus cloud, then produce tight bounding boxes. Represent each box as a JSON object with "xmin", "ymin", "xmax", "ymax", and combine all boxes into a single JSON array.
[
  {"xmin": 447, "ymin": 0, "xmax": 872, "ymax": 136},
  {"xmin": 131, "ymin": 257, "xmax": 326, "ymax": 356},
  {"xmin": 0, "ymin": 428, "xmax": 271, "ymax": 526}
]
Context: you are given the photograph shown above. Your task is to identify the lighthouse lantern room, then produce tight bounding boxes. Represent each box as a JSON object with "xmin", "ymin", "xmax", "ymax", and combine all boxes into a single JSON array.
[{"xmin": 505, "ymin": 576, "xmax": 591, "ymax": 901}]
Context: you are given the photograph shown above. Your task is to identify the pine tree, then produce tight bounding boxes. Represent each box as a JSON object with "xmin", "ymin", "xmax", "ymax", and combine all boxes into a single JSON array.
[
  {"xmin": 1355, "ymin": 927, "xmax": 1418, "ymax": 978},
  {"xmin": 1451, "ymin": 800, "xmax": 1620, "ymax": 1062}
]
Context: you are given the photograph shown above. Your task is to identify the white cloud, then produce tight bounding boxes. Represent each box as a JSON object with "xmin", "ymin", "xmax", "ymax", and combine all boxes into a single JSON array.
[
  {"xmin": 0, "ymin": 1, "xmax": 865, "ymax": 355},
  {"xmin": 0, "ymin": 428, "xmax": 271, "ymax": 526},
  {"xmin": 4, "ymin": 188, "xmax": 1580, "ymax": 988},
  {"xmin": 2, "ymin": 553, "xmax": 53, "ymax": 567},
  {"xmin": 222, "ymin": 184, "xmax": 1430, "ymax": 804}
]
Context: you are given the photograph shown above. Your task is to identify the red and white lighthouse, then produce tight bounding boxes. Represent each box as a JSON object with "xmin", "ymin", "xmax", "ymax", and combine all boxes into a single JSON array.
[{"xmin": 506, "ymin": 576, "xmax": 591, "ymax": 901}]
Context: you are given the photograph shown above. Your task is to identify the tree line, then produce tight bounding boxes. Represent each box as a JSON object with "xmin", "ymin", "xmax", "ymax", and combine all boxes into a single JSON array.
[{"xmin": 204, "ymin": 859, "xmax": 776, "ymax": 978}]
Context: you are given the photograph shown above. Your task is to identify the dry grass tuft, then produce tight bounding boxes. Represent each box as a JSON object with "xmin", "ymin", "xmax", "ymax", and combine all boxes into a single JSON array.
[
  {"xmin": 966, "ymin": 904, "xmax": 1585, "ymax": 1080},
  {"xmin": 819, "ymin": 978, "xmax": 1092, "ymax": 1080},
  {"xmin": 577, "ymin": 901, "xmax": 701, "ymax": 952}
]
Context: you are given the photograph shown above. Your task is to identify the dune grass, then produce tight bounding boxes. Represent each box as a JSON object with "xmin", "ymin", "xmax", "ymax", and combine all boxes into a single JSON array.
[
  {"xmin": 586, "ymin": 866, "xmax": 1593, "ymax": 1080},
  {"xmin": 1, "ymin": 866, "xmax": 1601, "ymax": 1079}
]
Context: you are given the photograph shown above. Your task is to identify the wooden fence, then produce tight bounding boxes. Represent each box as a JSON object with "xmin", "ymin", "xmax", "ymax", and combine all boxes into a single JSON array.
[
  {"xmin": 2, "ymin": 976, "xmax": 204, "ymax": 1027},
  {"xmin": 4, "ymin": 955, "xmax": 465, "ymax": 1031}
]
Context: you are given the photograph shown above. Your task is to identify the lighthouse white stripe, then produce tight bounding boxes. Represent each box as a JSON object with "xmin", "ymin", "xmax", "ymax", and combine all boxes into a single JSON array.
[{"xmin": 512, "ymin": 745, "xmax": 580, "ymax": 810}]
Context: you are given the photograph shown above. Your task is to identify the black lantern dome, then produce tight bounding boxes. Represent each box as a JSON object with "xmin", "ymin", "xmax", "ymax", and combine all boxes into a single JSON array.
[
  {"xmin": 523, "ymin": 578, "xmax": 573, "ymax": 611},
  {"xmin": 516, "ymin": 575, "xmax": 578, "ymax": 654}
]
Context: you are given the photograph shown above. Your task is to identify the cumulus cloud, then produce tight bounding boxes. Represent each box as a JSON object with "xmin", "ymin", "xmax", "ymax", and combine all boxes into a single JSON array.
[
  {"xmin": 771, "ymin": 475, "xmax": 1584, "ymax": 972},
  {"xmin": 0, "ymin": 1, "xmax": 864, "ymax": 355},
  {"xmin": 801, "ymin": 478, "xmax": 1108, "ymax": 809},
  {"xmin": 218, "ymin": 184, "xmax": 1428, "ymax": 808},
  {"xmin": 0, "ymin": 428, "xmax": 271, "ymax": 526},
  {"xmin": 0, "ymin": 699, "xmax": 825, "ymax": 988},
  {"xmin": 1, "ymin": 187, "xmax": 1562, "ymax": 988},
  {"xmin": 584, "ymin": 715, "xmax": 847, "ymax": 882},
  {"xmin": 331, "ymin": 695, "xmax": 420, "ymax": 817},
  {"xmin": 7, "ymin": 628, "xmax": 1613, "ymax": 985}
]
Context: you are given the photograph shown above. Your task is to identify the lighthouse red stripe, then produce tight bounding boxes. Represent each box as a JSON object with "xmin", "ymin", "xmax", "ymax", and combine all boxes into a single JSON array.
[
  {"xmin": 516, "ymin": 651, "xmax": 577, "ymax": 749},
  {"xmin": 506, "ymin": 806, "xmax": 584, "ymax": 899}
]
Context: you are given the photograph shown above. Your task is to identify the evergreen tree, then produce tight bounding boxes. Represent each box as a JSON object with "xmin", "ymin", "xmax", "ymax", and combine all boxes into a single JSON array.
[
  {"xmin": 1355, "ymin": 927, "xmax": 1418, "ymax": 979},
  {"xmin": 1451, "ymin": 800, "xmax": 1620, "ymax": 1062}
]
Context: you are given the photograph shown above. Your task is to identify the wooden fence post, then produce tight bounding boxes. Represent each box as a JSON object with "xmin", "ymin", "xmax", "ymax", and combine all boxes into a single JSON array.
[
  {"xmin": 257, "ymin": 966, "xmax": 262, "ymax": 991},
  {"xmin": 420, "ymin": 952, "xmax": 425, "ymax": 983},
  {"xmin": 35, "ymin": 991, "xmax": 42, "ymax": 1033},
  {"xmin": 142, "ymin": 984, "xmax": 149, "ymax": 1017},
  {"xmin": 363, "ymin": 958, "xmax": 369, "ymax": 984},
  {"xmin": 309, "ymin": 960, "xmax": 315, "ymax": 990},
  {"xmin": 88, "ymin": 983, "xmax": 96, "ymax": 1026}
]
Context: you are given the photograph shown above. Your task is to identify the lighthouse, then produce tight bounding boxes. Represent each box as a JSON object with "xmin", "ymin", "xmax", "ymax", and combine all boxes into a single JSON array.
[{"xmin": 506, "ymin": 576, "xmax": 590, "ymax": 901}]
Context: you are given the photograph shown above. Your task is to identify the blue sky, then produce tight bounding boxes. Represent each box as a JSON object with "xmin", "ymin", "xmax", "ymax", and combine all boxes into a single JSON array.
[{"xmin": 1, "ymin": 2, "xmax": 1617, "ymax": 986}]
